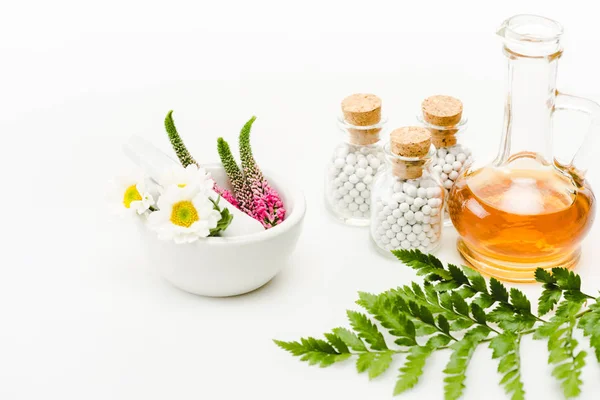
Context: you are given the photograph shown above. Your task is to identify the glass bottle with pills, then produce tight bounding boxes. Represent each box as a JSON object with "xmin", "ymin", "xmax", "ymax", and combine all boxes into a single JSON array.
[
  {"xmin": 370, "ymin": 126, "xmax": 445, "ymax": 254},
  {"xmin": 325, "ymin": 94, "xmax": 387, "ymax": 226}
]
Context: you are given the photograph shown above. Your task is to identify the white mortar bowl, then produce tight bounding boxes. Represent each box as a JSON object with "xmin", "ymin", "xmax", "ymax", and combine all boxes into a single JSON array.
[{"xmin": 139, "ymin": 164, "xmax": 306, "ymax": 297}]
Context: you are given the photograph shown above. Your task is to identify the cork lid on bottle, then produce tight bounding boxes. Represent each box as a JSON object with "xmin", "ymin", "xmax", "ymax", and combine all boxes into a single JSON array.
[
  {"xmin": 421, "ymin": 95, "xmax": 463, "ymax": 147},
  {"xmin": 341, "ymin": 93, "xmax": 382, "ymax": 145},
  {"xmin": 389, "ymin": 126, "xmax": 432, "ymax": 179}
]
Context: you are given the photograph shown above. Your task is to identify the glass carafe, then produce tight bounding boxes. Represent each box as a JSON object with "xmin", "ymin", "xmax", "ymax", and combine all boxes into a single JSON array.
[{"xmin": 448, "ymin": 15, "xmax": 599, "ymax": 282}]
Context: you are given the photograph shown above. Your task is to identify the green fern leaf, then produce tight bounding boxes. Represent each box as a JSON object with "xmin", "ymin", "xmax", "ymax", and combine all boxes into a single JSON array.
[
  {"xmin": 347, "ymin": 311, "xmax": 388, "ymax": 351},
  {"xmin": 332, "ymin": 327, "xmax": 367, "ymax": 352},
  {"xmin": 489, "ymin": 332, "xmax": 526, "ymax": 400},
  {"xmin": 538, "ymin": 286, "xmax": 562, "ymax": 316},
  {"xmin": 394, "ymin": 346, "xmax": 434, "ymax": 395},
  {"xmin": 578, "ymin": 300, "xmax": 600, "ymax": 362},
  {"xmin": 490, "ymin": 278, "xmax": 510, "ymax": 303}
]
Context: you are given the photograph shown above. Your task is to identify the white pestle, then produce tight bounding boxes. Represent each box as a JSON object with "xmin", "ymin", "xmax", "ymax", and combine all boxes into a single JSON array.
[{"xmin": 123, "ymin": 135, "xmax": 264, "ymax": 237}]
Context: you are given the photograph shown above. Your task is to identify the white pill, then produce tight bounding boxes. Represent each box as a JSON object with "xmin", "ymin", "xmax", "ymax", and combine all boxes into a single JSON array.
[
  {"xmin": 427, "ymin": 187, "xmax": 441, "ymax": 198},
  {"xmin": 456, "ymin": 153, "xmax": 467, "ymax": 163},
  {"xmin": 358, "ymin": 158, "xmax": 369, "ymax": 168},
  {"xmin": 381, "ymin": 236, "xmax": 390, "ymax": 244},
  {"xmin": 407, "ymin": 232, "xmax": 417, "ymax": 242},
  {"xmin": 399, "ymin": 203, "xmax": 410, "ymax": 212},
  {"xmin": 428, "ymin": 198, "xmax": 439, "ymax": 207},
  {"xmin": 385, "ymin": 244, "xmax": 394, "ymax": 251},
  {"xmin": 369, "ymin": 158, "xmax": 381, "ymax": 169},
  {"xmin": 440, "ymin": 173, "xmax": 449, "ymax": 182},
  {"xmin": 449, "ymin": 171, "xmax": 459, "ymax": 181},
  {"xmin": 363, "ymin": 175, "xmax": 373, "ymax": 185},
  {"xmin": 444, "ymin": 180, "xmax": 454, "ymax": 189},
  {"xmin": 404, "ymin": 184, "xmax": 418, "ymax": 197},
  {"xmin": 356, "ymin": 168, "xmax": 366, "ymax": 179},
  {"xmin": 396, "ymin": 232, "xmax": 406, "ymax": 241},
  {"xmin": 349, "ymin": 203, "xmax": 359, "ymax": 211},
  {"xmin": 421, "ymin": 205, "xmax": 431, "ymax": 215},
  {"xmin": 402, "ymin": 225, "xmax": 412, "ymax": 234},
  {"xmin": 387, "ymin": 215, "xmax": 396, "ymax": 224},
  {"xmin": 376, "ymin": 227, "xmax": 385, "ymax": 235},
  {"xmin": 390, "ymin": 238, "xmax": 400, "ymax": 247},
  {"xmin": 355, "ymin": 182, "xmax": 366, "ymax": 192},
  {"xmin": 359, "ymin": 203, "xmax": 369, "ymax": 212},
  {"xmin": 353, "ymin": 210, "xmax": 363, "ymax": 218},
  {"xmin": 437, "ymin": 148, "xmax": 448, "ymax": 158},
  {"xmin": 344, "ymin": 165, "xmax": 355, "ymax": 175},
  {"xmin": 421, "ymin": 238, "xmax": 430, "ymax": 247},
  {"xmin": 423, "ymin": 215, "xmax": 431, "ymax": 223},
  {"xmin": 417, "ymin": 188, "xmax": 427, "ymax": 198},
  {"xmin": 452, "ymin": 161, "xmax": 462, "ymax": 171},
  {"xmin": 383, "ymin": 206, "xmax": 392, "ymax": 215},
  {"xmin": 408, "ymin": 219, "xmax": 417, "ymax": 225},
  {"xmin": 361, "ymin": 190, "xmax": 370, "ymax": 199},
  {"xmin": 414, "ymin": 211, "xmax": 424, "ymax": 222},
  {"xmin": 393, "ymin": 182, "xmax": 403, "ymax": 192},
  {"xmin": 405, "ymin": 196, "xmax": 415, "ymax": 205},
  {"xmin": 397, "ymin": 217, "xmax": 407, "ymax": 226},
  {"xmin": 365, "ymin": 198, "xmax": 371, "ymax": 205},
  {"xmin": 418, "ymin": 246, "xmax": 427, "ymax": 252},
  {"xmin": 344, "ymin": 195, "xmax": 353, "ymax": 203},
  {"xmin": 349, "ymin": 189, "xmax": 360, "ymax": 197},
  {"xmin": 346, "ymin": 153, "xmax": 357, "ymax": 165},
  {"xmin": 442, "ymin": 164, "xmax": 453, "ymax": 174},
  {"xmin": 382, "ymin": 221, "xmax": 390, "ymax": 229},
  {"xmin": 388, "ymin": 200, "xmax": 399, "ymax": 210},
  {"xmin": 392, "ymin": 193, "xmax": 406, "ymax": 203},
  {"xmin": 386, "ymin": 229, "xmax": 395, "ymax": 239},
  {"xmin": 337, "ymin": 199, "xmax": 347, "ymax": 208},
  {"xmin": 339, "ymin": 172, "xmax": 349, "ymax": 182},
  {"xmin": 411, "ymin": 240, "xmax": 420, "ymax": 248},
  {"xmin": 392, "ymin": 224, "xmax": 401, "ymax": 232},
  {"xmin": 344, "ymin": 181, "xmax": 354, "ymax": 191},
  {"xmin": 333, "ymin": 191, "xmax": 342, "ymax": 199},
  {"xmin": 445, "ymin": 154, "xmax": 456, "ymax": 163},
  {"xmin": 412, "ymin": 224, "xmax": 423, "ymax": 234},
  {"xmin": 413, "ymin": 197, "xmax": 425, "ymax": 208},
  {"xmin": 392, "ymin": 209, "xmax": 403, "ymax": 218},
  {"xmin": 355, "ymin": 196, "xmax": 364, "ymax": 204},
  {"xmin": 349, "ymin": 174, "xmax": 359, "ymax": 184},
  {"xmin": 410, "ymin": 204, "xmax": 420, "ymax": 212},
  {"xmin": 404, "ymin": 210, "xmax": 415, "ymax": 220},
  {"xmin": 337, "ymin": 147, "xmax": 349, "ymax": 158},
  {"xmin": 401, "ymin": 240, "xmax": 411, "ymax": 249},
  {"xmin": 426, "ymin": 230, "xmax": 435, "ymax": 238},
  {"xmin": 365, "ymin": 166, "xmax": 374, "ymax": 175},
  {"xmin": 417, "ymin": 232, "xmax": 427, "ymax": 241},
  {"xmin": 430, "ymin": 208, "xmax": 440, "ymax": 216},
  {"xmin": 338, "ymin": 186, "xmax": 349, "ymax": 195},
  {"xmin": 334, "ymin": 158, "xmax": 345, "ymax": 168}
]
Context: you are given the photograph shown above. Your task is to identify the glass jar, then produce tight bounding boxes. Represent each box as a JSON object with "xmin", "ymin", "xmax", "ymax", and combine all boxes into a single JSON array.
[
  {"xmin": 325, "ymin": 116, "xmax": 387, "ymax": 226},
  {"xmin": 370, "ymin": 142, "xmax": 445, "ymax": 254},
  {"xmin": 417, "ymin": 115, "xmax": 472, "ymax": 225}
]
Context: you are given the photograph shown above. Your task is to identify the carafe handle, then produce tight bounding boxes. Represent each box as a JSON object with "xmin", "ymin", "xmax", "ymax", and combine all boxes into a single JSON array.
[{"xmin": 553, "ymin": 91, "xmax": 600, "ymax": 181}]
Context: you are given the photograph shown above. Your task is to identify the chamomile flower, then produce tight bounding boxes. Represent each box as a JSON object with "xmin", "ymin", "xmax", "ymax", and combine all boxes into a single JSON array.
[
  {"xmin": 110, "ymin": 173, "xmax": 155, "ymax": 216},
  {"xmin": 159, "ymin": 164, "xmax": 214, "ymax": 193},
  {"xmin": 148, "ymin": 185, "xmax": 221, "ymax": 244}
]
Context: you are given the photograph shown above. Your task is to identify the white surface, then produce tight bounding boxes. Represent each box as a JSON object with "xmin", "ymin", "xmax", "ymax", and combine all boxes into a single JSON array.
[{"xmin": 2, "ymin": 1, "xmax": 600, "ymax": 399}]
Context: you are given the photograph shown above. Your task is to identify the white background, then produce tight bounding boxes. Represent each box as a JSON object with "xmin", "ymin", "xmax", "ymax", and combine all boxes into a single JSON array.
[{"xmin": 2, "ymin": 1, "xmax": 600, "ymax": 399}]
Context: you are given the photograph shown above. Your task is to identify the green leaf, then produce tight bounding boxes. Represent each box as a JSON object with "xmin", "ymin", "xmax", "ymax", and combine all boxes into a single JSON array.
[
  {"xmin": 164, "ymin": 110, "xmax": 198, "ymax": 167},
  {"xmin": 510, "ymin": 288, "xmax": 531, "ymax": 313},
  {"xmin": 324, "ymin": 333, "xmax": 350, "ymax": 354},
  {"xmin": 332, "ymin": 327, "xmax": 367, "ymax": 352},
  {"xmin": 451, "ymin": 291, "xmax": 470, "ymax": 316},
  {"xmin": 473, "ymin": 293, "xmax": 495, "ymax": 309},
  {"xmin": 347, "ymin": 311, "xmax": 388, "ymax": 351},
  {"xmin": 578, "ymin": 302, "xmax": 600, "ymax": 362},
  {"xmin": 394, "ymin": 346, "xmax": 434, "ymax": 395},
  {"xmin": 538, "ymin": 286, "xmax": 562, "ymax": 316},
  {"xmin": 552, "ymin": 268, "xmax": 581, "ymax": 291},
  {"xmin": 356, "ymin": 352, "xmax": 376, "ymax": 373},
  {"xmin": 437, "ymin": 315, "xmax": 450, "ymax": 335},
  {"xmin": 447, "ymin": 264, "xmax": 469, "ymax": 286},
  {"xmin": 470, "ymin": 303, "xmax": 487, "ymax": 325},
  {"xmin": 462, "ymin": 266, "xmax": 489, "ymax": 294},
  {"xmin": 208, "ymin": 196, "xmax": 234, "ymax": 237},
  {"xmin": 450, "ymin": 318, "xmax": 474, "ymax": 331},
  {"xmin": 274, "ymin": 338, "xmax": 351, "ymax": 368},
  {"xmin": 392, "ymin": 249, "xmax": 452, "ymax": 281},
  {"xmin": 489, "ymin": 332, "xmax": 526, "ymax": 400},
  {"xmin": 368, "ymin": 351, "xmax": 394, "ymax": 380},
  {"xmin": 443, "ymin": 326, "xmax": 490, "ymax": 400},
  {"xmin": 534, "ymin": 268, "xmax": 555, "ymax": 284},
  {"xmin": 490, "ymin": 278, "xmax": 509, "ymax": 303}
]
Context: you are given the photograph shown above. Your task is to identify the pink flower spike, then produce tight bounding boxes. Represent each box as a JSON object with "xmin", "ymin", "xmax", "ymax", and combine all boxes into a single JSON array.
[{"xmin": 213, "ymin": 183, "xmax": 239, "ymax": 209}]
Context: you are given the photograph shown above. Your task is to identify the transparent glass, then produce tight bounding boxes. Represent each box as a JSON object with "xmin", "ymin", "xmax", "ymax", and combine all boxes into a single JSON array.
[
  {"xmin": 325, "ymin": 117, "xmax": 387, "ymax": 226},
  {"xmin": 418, "ymin": 115, "xmax": 472, "ymax": 226},
  {"xmin": 448, "ymin": 15, "xmax": 599, "ymax": 282},
  {"xmin": 371, "ymin": 144, "xmax": 445, "ymax": 255}
]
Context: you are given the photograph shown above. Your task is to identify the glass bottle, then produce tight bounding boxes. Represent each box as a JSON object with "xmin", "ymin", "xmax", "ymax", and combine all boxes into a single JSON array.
[
  {"xmin": 449, "ymin": 15, "xmax": 599, "ymax": 282},
  {"xmin": 325, "ymin": 94, "xmax": 387, "ymax": 226},
  {"xmin": 417, "ymin": 95, "xmax": 472, "ymax": 226},
  {"xmin": 371, "ymin": 127, "xmax": 445, "ymax": 254}
]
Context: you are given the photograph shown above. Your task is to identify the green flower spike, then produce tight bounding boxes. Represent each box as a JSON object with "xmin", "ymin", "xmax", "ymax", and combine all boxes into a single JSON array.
[{"xmin": 164, "ymin": 110, "xmax": 197, "ymax": 168}]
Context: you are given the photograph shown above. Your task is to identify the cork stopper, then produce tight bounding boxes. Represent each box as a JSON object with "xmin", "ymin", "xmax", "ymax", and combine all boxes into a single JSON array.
[
  {"xmin": 421, "ymin": 95, "xmax": 462, "ymax": 148},
  {"xmin": 341, "ymin": 93, "xmax": 382, "ymax": 145},
  {"xmin": 389, "ymin": 127, "xmax": 432, "ymax": 179}
]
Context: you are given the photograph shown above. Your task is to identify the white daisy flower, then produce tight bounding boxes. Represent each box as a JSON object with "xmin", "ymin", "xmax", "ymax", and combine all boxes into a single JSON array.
[
  {"xmin": 110, "ymin": 173, "xmax": 155, "ymax": 216},
  {"xmin": 159, "ymin": 164, "xmax": 214, "ymax": 193},
  {"xmin": 147, "ymin": 185, "xmax": 221, "ymax": 244}
]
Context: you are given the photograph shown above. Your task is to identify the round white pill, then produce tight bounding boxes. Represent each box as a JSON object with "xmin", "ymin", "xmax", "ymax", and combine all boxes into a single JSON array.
[
  {"xmin": 399, "ymin": 203, "xmax": 410, "ymax": 212},
  {"xmin": 421, "ymin": 238, "xmax": 430, "ymax": 247},
  {"xmin": 404, "ymin": 184, "xmax": 418, "ymax": 197},
  {"xmin": 339, "ymin": 172, "xmax": 349, "ymax": 182},
  {"xmin": 344, "ymin": 165, "xmax": 355, "ymax": 175},
  {"xmin": 358, "ymin": 158, "xmax": 369, "ymax": 168},
  {"xmin": 417, "ymin": 187, "xmax": 427, "ymax": 199},
  {"xmin": 338, "ymin": 186, "xmax": 349, "ymax": 196},
  {"xmin": 337, "ymin": 199, "xmax": 347, "ymax": 208},
  {"xmin": 442, "ymin": 164, "xmax": 453, "ymax": 174},
  {"xmin": 445, "ymin": 154, "xmax": 456, "ymax": 163},
  {"xmin": 388, "ymin": 200, "xmax": 399, "ymax": 210},
  {"xmin": 427, "ymin": 198, "xmax": 439, "ymax": 207},
  {"xmin": 359, "ymin": 203, "xmax": 369, "ymax": 212},
  {"xmin": 412, "ymin": 224, "xmax": 423, "ymax": 234},
  {"xmin": 421, "ymin": 205, "xmax": 431, "ymax": 215},
  {"xmin": 407, "ymin": 232, "xmax": 417, "ymax": 242},
  {"xmin": 430, "ymin": 208, "xmax": 440, "ymax": 216},
  {"xmin": 392, "ymin": 193, "xmax": 405, "ymax": 203},
  {"xmin": 452, "ymin": 161, "xmax": 462, "ymax": 171},
  {"xmin": 349, "ymin": 174, "xmax": 359, "ymax": 184},
  {"xmin": 401, "ymin": 240, "xmax": 411, "ymax": 249},
  {"xmin": 337, "ymin": 147, "xmax": 349, "ymax": 158},
  {"xmin": 393, "ymin": 182, "xmax": 403, "ymax": 192},
  {"xmin": 363, "ymin": 175, "xmax": 373, "ymax": 184},
  {"xmin": 413, "ymin": 197, "xmax": 425, "ymax": 208},
  {"xmin": 355, "ymin": 196, "xmax": 364, "ymax": 204},
  {"xmin": 344, "ymin": 181, "xmax": 354, "ymax": 191},
  {"xmin": 444, "ymin": 180, "xmax": 454, "ymax": 189},
  {"xmin": 365, "ymin": 166, "xmax": 374, "ymax": 175},
  {"xmin": 392, "ymin": 209, "xmax": 402, "ymax": 218},
  {"xmin": 349, "ymin": 203, "xmax": 359, "ymax": 211},
  {"xmin": 397, "ymin": 217, "xmax": 407, "ymax": 226},
  {"xmin": 344, "ymin": 195, "xmax": 353, "ymax": 203},
  {"xmin": 361, "ymin": 190, "xmax": 371, "ymax": 199},
  {"xmin": 456, "ymin": 153, "xmax": 467, "ymax": 163},
  {"xmin": 437, "ymin": 148, "xmax": 448, "ymax": 158},
  {"xmin": 353, "ymin": 210, "xmax": 363, "ymax": 218},
  {"xmin": 410, "ymin": 204, "xmax": 420, "ymax": 212},
  {"xmin": 369, "ymin": 158, "xmax": 381, "ymax": 169},
  {"xmin": 449, "ymin": 171, "xmax": 459, "ymax": 181},
  {"xmin": 402, "ymin": 225, "xmax": 412, "ymax": 234},
  {"xmin": 349, "ymin": 189, "xmax": 360, "ymax": 197},
  {"xmin": 381, "ymin": 236, "xmax": 391, "ymax": 244},
  {"xmin": 390, "ymin": 238, "xmax": 400, "ymax": 247},
  {"xmin": 386, "ymin": 215, "xmax": 396, "ymax": 224},
  {"xmin": 355, "ymin": 182, "xmax": 366, "ymax": 192},
  {"xmin": 386, "ymin": 230, "xmax": 395, "ymax": 239},
  {"xmin": 355, "ymin": 168, "xmax": 366, "ymax": 179},
  {"xmin": 427, "ymin": 187, "xmax": 441, "ymax": 198},
  {"xmin": 405, "ymin": 196, "xmax": 415, "ymax": 205},
  {"xmin": 408, "ymin": 219, "xmax": 417, "ymax": 226},
  {"xmin": 423, "ymin": 215, "xmax": 431, "ymax": 224},
  {"xmin": 414, "ymin": 211, "xmax": 424, "ymax": 222},
  {"xmin": 381, "ymin": 221, "xmax": 390, "ymax": 229},
  {"xmin": 404, "ymin": 210, "xmax": 415, "ymax": 220},
  {"xmin": 346, "ymin": 153, "xmax": 357, "ymax": 165},
  {"xmin": 417, "ymin": 232, "xmax": 427, "ymax": 241},
  {"xmin": 396, "ymin": 232, "xmax": 406, "ymax": 241},
  {"xmin": 392, "ymin": 224, "xmax": 401, "ymax": 232},
  {"xmin": 383, "ymin": 206, "xmax": 392, "ymax": 215}
]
